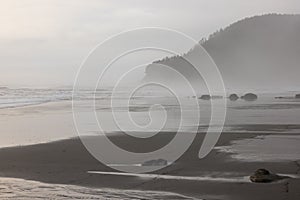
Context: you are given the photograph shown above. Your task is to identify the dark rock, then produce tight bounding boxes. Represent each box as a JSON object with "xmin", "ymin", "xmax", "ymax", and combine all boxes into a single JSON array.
[
  {"xmin": 295, "ymin": 94, "xmax": 300, "ymax": 99},
  {"xmin": 199, "ymin": 95, "xmax": 223, "ymax": 100},
  {"xmin": 199, "ymin": 95, "xmax": 211, "ymax": 100},
  {"xmin": 229, "ymin": 94, "xmax": 239, "ymax": 101},
  {"xmin": 255, "ymin": 168, "xmax": 270, "ymax": 175},
  {"xmin": 241, "ymin": 93, "xmax": 258, "ymax": 101},
  {"xmin": 142, "ymin": 159, "xmax": 168, "ymax": 166},
  {"xmin": 250, "ymin": 168, "xmax": 289, "ymax": 183}
]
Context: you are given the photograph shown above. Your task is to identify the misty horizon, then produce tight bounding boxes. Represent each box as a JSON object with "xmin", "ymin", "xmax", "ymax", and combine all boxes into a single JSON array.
[{"xmin": 1, "ymin": 0, "xmax": 300, "ymax": 87}]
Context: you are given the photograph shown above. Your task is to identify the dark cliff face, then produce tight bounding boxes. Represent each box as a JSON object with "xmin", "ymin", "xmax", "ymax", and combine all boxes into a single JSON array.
[{"xmin": 144, "ymin": 14, "xmax": 300, "ymax": 90}]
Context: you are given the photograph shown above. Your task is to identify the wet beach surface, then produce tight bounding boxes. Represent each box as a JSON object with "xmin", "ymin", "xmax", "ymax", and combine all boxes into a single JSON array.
[{"xmin": 0, "ymin": 130, "xmax": 299, "ymax": 200}]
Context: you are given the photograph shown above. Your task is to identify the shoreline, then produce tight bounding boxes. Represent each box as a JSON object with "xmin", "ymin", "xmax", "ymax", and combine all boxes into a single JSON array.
[
  {"xmin": 0, "ymin": 177, "xmax": 196, "ymax": 200},
  {"xmin": 2, "ymin": 122, "xmax": 300, "ymax": 149},
  {"xmin": 0, "ymin": 131, "xmax": 299, "ymax": 199}
]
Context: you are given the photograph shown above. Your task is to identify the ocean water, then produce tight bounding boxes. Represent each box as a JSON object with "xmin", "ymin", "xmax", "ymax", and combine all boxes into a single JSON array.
[
  {"xmin": 0, "ymin": 86, "xmax": 300, "ymax": 148},
  {"xmin": 0, "ymin": 87, "xmax": 73, "ymax": 109},
  {"xmin": 0, "ymin": 86, "xmax": 181, "ymax": 109},
  {"xmin": 0, "ymin": 177, "xmax": 195, "ymax": 200}
]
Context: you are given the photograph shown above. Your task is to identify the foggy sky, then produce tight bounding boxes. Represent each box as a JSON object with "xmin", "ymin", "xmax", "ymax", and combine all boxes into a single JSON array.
[{"xmin": 1, "ymin": 0, "xmax": 300, "ymax": 87}]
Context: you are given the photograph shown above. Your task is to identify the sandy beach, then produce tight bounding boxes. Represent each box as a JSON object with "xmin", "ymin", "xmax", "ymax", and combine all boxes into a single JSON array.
[{"xmin": 0, "ymin": 130, "xmax": 299, "ymax": 199}]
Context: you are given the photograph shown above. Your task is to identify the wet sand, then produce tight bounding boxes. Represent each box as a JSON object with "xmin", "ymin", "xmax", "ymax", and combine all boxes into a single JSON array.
[{"xmin": 0, "ymin": 131, "xmax": 299, "ymax": 200}]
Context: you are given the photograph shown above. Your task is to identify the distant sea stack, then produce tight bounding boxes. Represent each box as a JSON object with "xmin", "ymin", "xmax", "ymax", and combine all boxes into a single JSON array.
[
  {"xmin": 144, "ymin": 14, "xmax": 300, "ymax": 90},
  {"xmin": 295, "ymin": 94, "xmax": 300, "ymax": 99},
  {"xmin": 241, "ymin": 93, "xmax": 258, "ymax": 101},
  {"xmin": 229, "ymin": 94, "xmax": 239, "ymax": 101},
  {"xmin": 198, "ymin": 95, "xmax": 223, "ymax": 100},
  {"xmin": 199, "ymin": 95, "xmax": 211, "ymax": 100}
]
